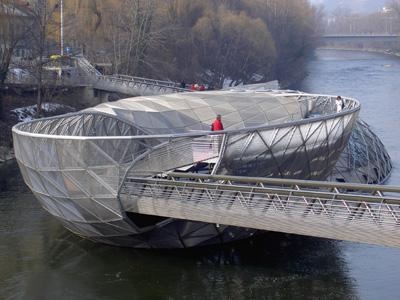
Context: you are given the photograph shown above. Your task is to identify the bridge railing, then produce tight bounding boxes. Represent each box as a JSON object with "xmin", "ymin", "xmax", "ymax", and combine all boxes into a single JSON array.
[
  {"xmin": 96, "ymin": 74, "xmax": 190, "ymax": 94},
  {"xmin": 119, "ymin": 134, "xmax": 224, "ymax": 179},
  {"xmin": 111, "ymin": 74, "xmax": 180, "ymax": 88},
  {"xmin": 75, "ymin": 56, "xmax": 102, "ymax": 77}
]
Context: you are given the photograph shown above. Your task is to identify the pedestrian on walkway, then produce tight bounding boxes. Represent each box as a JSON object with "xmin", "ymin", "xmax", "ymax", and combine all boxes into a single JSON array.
[
  {"xmin": 210, "ymin": 114, "xmax": 224, "ymax": 152},
  {"xmin": 211, "ymin": 114, "xmax": 224, "ymax": 131},
  {"xmin": 336, "ymin": 96, "xmax": 344, "ymax": 112}
]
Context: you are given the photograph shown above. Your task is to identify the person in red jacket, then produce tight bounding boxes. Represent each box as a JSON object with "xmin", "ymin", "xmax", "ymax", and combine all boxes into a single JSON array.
[{"xmin": 211, "ymin": 114, "xmax": 224, "ymax": 131}]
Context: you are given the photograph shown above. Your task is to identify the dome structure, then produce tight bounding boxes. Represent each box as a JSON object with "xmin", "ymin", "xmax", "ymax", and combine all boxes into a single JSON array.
[
  {"xmin": 12, "ymin": 90, "xmax": 391, "ymax": 248},
  {"xmin": 83, "ymin": 91, "xmax": 308, "ymax": 134}
]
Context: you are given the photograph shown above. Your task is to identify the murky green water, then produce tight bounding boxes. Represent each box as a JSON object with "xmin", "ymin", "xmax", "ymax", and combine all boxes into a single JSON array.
[{"xmin": 1, "ymin": 50, "xmax": 400, "ymax": 299}]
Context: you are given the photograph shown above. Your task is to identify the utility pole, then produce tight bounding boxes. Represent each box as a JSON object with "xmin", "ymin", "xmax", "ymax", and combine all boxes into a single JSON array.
[{"xmin": 60, "ymin": 0, "xmax": 63, "ymax": 56}]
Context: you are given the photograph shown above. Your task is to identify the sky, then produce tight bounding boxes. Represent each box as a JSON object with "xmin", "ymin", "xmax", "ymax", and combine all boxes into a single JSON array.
[{"xmin": 309, "ymin": 0, "xmax": 388, "ymax": 14}]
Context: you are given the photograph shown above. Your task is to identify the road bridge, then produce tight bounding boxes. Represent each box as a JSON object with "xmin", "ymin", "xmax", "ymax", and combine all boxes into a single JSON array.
[
  {"xmin": 121, "ymin": 172, "xmax": 400, "ymax": 248},
  {"xmin": 322, "ymin": 34, "xmax": 400, "ymax": 40},
  {"xmin": 320, "ymin": 34, "xmax": 400, "ymax": 53}
]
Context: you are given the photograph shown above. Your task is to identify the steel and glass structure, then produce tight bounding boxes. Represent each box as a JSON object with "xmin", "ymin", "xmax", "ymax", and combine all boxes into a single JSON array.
[{"xmin": 12, "ymin": 90, "xmax": 392, "ymax": 248}]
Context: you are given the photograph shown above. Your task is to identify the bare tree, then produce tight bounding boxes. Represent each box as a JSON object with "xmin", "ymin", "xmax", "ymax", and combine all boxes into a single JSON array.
[
  {"xmin": 193, "ymin": 8, "xmax": 276, "ymax": 87},
  {"xmin": 391, "ymin": 0, "xmax": 400, "ymax": 17},
  {"xmin": 107, "ymin": 0, "xmax": 159, "ymax": 76},
  {"xmin": 0, "ymin": 0, "xmax": 31, "ymax": 119},
  {"xmin": 40, "ymin": 0, "xmax": 321, "ymax": 88},
  {"xmin": 29, "ymin": 0, "xmax": 60, "ymax": 117}
]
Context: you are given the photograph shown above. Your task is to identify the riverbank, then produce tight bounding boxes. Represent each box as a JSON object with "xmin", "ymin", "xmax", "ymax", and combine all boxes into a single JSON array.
[
  {"xmin": 0, "ymin": 90, "xmax": 78, "ymax": 190},
  {"xmin": 0, "ymin": 159, "xmax": 27, "ymax": 192}
]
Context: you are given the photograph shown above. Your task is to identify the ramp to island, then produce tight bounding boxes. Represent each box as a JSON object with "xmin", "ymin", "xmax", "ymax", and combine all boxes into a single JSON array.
[{"xmin": 121, "ymin": 172, "xmax": 400, "ymax": 248}]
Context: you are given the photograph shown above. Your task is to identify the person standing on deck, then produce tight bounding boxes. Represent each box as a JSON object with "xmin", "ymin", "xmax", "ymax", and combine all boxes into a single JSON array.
[
  {"xmin": 210, "ymin": 114, "xmax": 224, "ymax": 152},
  {"xmin": 336, "ymin": 96, "xmax": 344, "ymax": 113},
  {"xmin": 211, "ymin": 114, "xmax": 224, "ymax": 131}
]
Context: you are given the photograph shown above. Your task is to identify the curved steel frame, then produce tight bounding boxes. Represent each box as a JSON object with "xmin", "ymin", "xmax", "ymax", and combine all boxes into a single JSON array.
[
  {"xmin": 13, "ymin": 92, "xmax": 390, "ymax": 248},
  {"xmin": 330, "ymin": 119, "xmax": 393, "ymax": 184}
]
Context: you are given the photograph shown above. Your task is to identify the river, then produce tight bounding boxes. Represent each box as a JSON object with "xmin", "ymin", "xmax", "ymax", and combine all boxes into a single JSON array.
[{"xmin": 1, "ymin": 49, "xmax": 400, "ymax": 299}]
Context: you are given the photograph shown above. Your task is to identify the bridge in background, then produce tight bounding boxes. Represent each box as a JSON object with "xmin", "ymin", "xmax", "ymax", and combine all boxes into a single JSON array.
[
  {"xmin": 320, "ymin": 34, "xmax": 400, "ymax": 53},
  {"xmin": 322, "ymin": 34, "xmax": 400, "ymax": 39}
]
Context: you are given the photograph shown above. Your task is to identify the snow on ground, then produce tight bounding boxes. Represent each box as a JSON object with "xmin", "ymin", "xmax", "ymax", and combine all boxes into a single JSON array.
[
  {"xmin": 223, "ymin": 79, "xmax": 280, "ymax": 91},
  {"xmin": 11, "ymin": 103, "xmax": 76, "ymax": 123},
  {"xmin": 222, "ymin": 75, "xmax": 280, "ymax": 90}
]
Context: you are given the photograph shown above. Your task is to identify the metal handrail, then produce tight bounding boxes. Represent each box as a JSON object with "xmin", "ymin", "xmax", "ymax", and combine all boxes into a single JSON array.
[
  {"xmin": 166, "ymin": 172, "xmax": 400, "ymax": 195},
  {"xmin": 124, "ymin": 174, "xmax": 400, "ymax": 206},
  {"xmin": 112, "ymin": 74, "xmax": 178, "ymax": 86},
  {"xmin": 12, "ymin": 94, "xmax": 361, "ymax": 140},
  {"xmin": 97, "ymin": 75, "xmax": 190, "ymax": 92}
]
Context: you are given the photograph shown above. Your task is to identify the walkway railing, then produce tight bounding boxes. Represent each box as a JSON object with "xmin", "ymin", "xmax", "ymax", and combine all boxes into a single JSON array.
[
  {"xmin": 74, "ymin": 56, "xmax": 190, "ymax": 95},
  {"xmin": 111, "ymin": 74, "xmax": 182, "ymax": 88},
  {"xmin": 95, "ymin": 74, "xmax": 189, "ymax": 95},
  {"xmin": 121, "ymin": 172, "xmax": 400, "ymax": 248},
  {"xmin": 75, "ymin": 56, "xmax": 102, "ymax": 77}
]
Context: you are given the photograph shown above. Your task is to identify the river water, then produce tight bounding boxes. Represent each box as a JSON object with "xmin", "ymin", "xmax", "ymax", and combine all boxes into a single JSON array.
[{"xmin": 1, "ymin": 49, "xmax": 400, "ymax": 299}]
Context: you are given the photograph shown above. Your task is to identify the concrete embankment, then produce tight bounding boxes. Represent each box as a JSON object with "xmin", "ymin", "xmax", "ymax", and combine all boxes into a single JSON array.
[{"xmin": 318, "ymin": 46, "xmax": 400, "ymax": 58}]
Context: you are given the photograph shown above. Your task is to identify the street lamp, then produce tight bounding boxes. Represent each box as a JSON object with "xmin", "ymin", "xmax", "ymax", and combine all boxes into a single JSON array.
[{"xmin": 60, "ymin": 0, "xmax": 63, "ymax": 56}]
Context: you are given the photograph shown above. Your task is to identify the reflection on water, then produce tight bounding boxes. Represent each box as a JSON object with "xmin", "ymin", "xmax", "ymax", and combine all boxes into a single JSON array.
[
  {"xmin": 25, "ymin": 234, "xmax": 355, "ymax": 299},
  {"xmin": 0, "ymin": 191, "xmax": 356, "ymax": 299},
  {"xmin": 1, "ymin": 49, "xmax": 400, "ymax": 299}
]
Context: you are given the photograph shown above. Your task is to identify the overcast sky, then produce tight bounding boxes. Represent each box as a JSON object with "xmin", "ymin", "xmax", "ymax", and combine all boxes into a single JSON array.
[{"xmin": 309, "ymin": 0, "xmax": 387, "ymax": 14}]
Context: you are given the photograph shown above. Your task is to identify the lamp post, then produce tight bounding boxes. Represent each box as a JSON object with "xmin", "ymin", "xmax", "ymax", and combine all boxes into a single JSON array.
[{"xmin": 60, "ymin": 0, "xmax": 63, "ymax": 56}]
